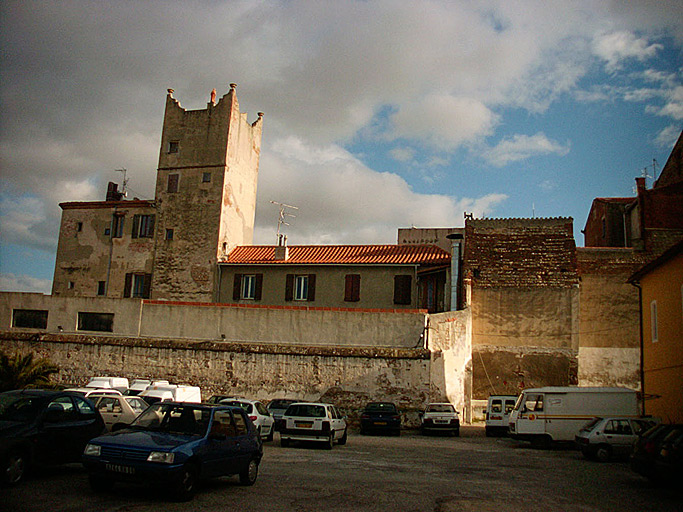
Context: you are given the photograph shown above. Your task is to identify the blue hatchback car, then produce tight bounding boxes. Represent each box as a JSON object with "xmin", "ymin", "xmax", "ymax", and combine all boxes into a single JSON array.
[{"xmin": 82, "ymin": 401, "xmax": 262, "ymax": 501}]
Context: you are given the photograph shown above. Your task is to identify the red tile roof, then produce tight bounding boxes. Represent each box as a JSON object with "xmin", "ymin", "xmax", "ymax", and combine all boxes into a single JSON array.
[{"xmin": 224, "ymin": 244, "xmax": 450, "ymax": 265}]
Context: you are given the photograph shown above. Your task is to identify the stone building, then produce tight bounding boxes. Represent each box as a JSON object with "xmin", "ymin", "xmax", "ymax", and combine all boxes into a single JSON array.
[{"xmin": 52, "ymin": 85, "xmax": 264, "ymax": 302}]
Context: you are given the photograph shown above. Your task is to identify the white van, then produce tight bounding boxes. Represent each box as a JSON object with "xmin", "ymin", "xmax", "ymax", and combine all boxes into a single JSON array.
[
  {"xmin": 86, "ymin": 377, "xmax": 129, "ymax": 393},
  {"xmin": 485, "ymin": 395, "xmax": 517, "ymax": 437},
  {"xmin": 508, "ymin": 386, "xmax": 639, "ymax": 447},
  {"xmin": 139, "ymin": 384, "xmax": 201, "ymax": 404}
]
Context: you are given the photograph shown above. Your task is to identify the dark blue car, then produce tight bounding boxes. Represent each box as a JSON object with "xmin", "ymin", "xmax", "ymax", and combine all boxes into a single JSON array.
[
  {"xmin": 359, "ymin": 402, "xmax": 401, "ymax": 436},
  {"xmin": 82, "ymin": 401, "xmax": 263, "ymax": 501}
]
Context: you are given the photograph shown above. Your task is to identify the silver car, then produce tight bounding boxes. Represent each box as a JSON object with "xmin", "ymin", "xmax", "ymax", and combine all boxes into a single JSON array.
[{"xmin": 575, "ymin": 417, "xmax": 659, "ymax": 462}]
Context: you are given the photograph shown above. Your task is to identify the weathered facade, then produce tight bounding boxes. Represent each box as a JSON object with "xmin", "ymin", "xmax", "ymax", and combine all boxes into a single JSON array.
[{"xmin": 50, "ymin": 85, "xmax": 264, "ymax": 302}]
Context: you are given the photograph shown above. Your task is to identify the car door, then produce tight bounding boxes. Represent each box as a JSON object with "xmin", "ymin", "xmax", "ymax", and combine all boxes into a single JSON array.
[
  {"xmin": 602, "ymin": 419, "xmax": 634, "ymax": 457},
  {"xmin": 95, "ymin": 396, "xmax": 121, "ymax": 430},
  {"xmin": 330, "ymin": 406, "xmax": 345, "ymax": 439},
  {"xmin": 204, "ymin": 409, "xmax": 249, "ymax": 478},
  {"xmin": 39, "ymin": 395, "xmax": 99, "ymax": 463}
]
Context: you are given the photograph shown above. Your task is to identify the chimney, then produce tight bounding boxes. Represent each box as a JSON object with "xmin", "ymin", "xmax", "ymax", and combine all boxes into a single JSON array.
[
  {"xmin": 106, "ymin": 182, "xmax": 123, "ymax": 201},
  {"xmin": 635, "ymin": 177, "xmax": 646, "ymax": 195},
  {"xmin": 274, "ymin": 234, "xmax": 289, "ymax": 261}
]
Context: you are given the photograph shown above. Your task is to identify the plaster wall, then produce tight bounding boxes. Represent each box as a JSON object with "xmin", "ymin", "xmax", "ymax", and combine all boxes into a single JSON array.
[{"xmin": 578, "ymin": 347, "xmax": 640, "ymax": 388}]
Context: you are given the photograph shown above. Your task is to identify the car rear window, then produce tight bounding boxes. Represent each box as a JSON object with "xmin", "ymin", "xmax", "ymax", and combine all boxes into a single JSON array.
[
  {"xmin": 365, "ymin": 403, "xmax": 397, "ymax": 413},
  {"xmin": 426, "ymin": 404, "xmax": 455, "ymax": 413},
  {"xmin": 286, "ymin": 404, "xmax": 326, "ymax": 418}
]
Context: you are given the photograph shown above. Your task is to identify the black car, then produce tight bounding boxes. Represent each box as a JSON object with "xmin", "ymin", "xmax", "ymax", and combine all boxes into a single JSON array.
[
  {"xmin": 359, "ymin": 402, "xmax": 401, "ymax": 436},
  {"xmin": 82, "ymin": 402, "xmax": 263, "ymax": 501},
  {"xmin": 630, "ymin": 423, "xmax": 680, "ymax": 481},
  {"xmin": 0, "ymin": 389, "xmax": 106, "ymax": 485}
]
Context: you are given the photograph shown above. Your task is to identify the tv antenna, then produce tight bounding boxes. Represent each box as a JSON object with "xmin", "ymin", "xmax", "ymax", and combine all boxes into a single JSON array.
[
  {"xmin": 270, "ymin": 201, "xmax": 298, "ymax": 244},
  {"xmin": 114, "ymin": 168, "xmax": 129, "ymax": 197}
]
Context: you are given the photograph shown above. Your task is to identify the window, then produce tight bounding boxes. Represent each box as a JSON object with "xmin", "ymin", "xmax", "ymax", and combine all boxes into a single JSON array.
[
  {"xmin": 393, "ymin": 275, "xmax": 412, "ymax": 305},
  {"xmin": 233, "ymin": 412, "xmax": 248, "ymax": 435},
  {"xmin": 124, "ymin": 273, "xmax": 152, "ymax": 299},
  {"xmin": 344, "ymin": 274, "xmax": 361, "ymax": 302},
  {"xmin": 104, "ymin": 227, "xmax": 110, "ymax": 236},
  {"xmin": 165, "ymin": 228, "xmax": 174, "ymax": 240},
  {"xmin": 491, "ymin": 399, "xmax": 502, "ymax": 413},
  {"xmin": 111, "ymin": 214, "xmax": 124, "ymax": 238},
  {"xmin": 233, "ymin": 274, "xmax": 262, "ymax": 300},
  {"xmin": 68, "ymin": 281, "xmax": 75, "ymax": 290},
  {"xmin": 168, "ymin": 140, "xmax": 179, "ymax": 154},
  {"xmin": 77, "ymin": 312, "xmax": 114, "ymax": 332},
  {"xmin": 132, "ymin": 214, "xmax": 155, "ymax": 238},
  {"xmin": 285, "ymin": 274, "xmax": 316, "ymax": 302},
  {"xmin": 12, "ymin": 309, "xmax": 48, "ymax": 329},
  {"xmin": 202, "ymin": 172, "xmax": 211, "ymax": 183},
  {"xmin": 97, "ymin": 281, "xmax": 106, "ymax": 296},
  {"xmin": 167, "ymin": 173, "xmax": 179, "ymax": 193},
  {"xmin": 651, "ymin": 300, "xmax": 658, "ymax": 342},
  {"xmin": 77, "ymin": 222, "xmax": 83, "ymax": 232},
  {"xmin": 523, "ymin": 394, "xmax": 543, "ymax": 412}
]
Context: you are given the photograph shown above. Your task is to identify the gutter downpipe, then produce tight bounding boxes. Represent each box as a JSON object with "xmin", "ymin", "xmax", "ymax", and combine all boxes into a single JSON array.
[{"xmin": 630, "ymin": 279, "xmax": 646, "ymax": 417}]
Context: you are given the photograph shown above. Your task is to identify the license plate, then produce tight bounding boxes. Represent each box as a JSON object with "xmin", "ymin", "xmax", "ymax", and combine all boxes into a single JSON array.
[
  {"xmin": 295, "ymin": 422, "xmax": 313, "ymax": 428},
  {"xmin": 435, "ymin": 419, "xmax": 448, "ymax": 424},
  {"xmin": 375, "ymin": 421, "xmax": 387, "ymax": 425},
  {"xmin": 106, "ymin": 463, "xmax": 135, "ymax": 475}
]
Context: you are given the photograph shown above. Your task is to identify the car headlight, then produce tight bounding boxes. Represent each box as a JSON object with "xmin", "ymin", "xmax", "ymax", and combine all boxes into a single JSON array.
[
  {"xmin": 147, "ymin": 451, "xmax": 175, "ymax": 464},
  {"xmin": 84, "ymin": 444, "xmax": 101, "ymax": 456}
]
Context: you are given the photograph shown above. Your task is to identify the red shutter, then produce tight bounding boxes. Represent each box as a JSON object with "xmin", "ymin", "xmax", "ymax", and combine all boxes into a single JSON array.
[
  {"xmin": 307, "ymin": 274, "xmax": 316, "ymax": 302},
  {"xmin": 285, "ymin": 274, "xmax": 294, "ymax": 301},
  {"xmin": 254, "ymin": 274, "xmax": 263, "ymax": 301},
  {"xmin": 233, "ymin": 274, "xmax": 242, "ymax": 301}
]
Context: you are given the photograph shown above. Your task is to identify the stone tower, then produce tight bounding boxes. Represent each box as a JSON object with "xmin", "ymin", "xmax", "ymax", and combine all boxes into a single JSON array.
[{"xmin": 152, "ymin": 85, "xmax": 263, "ymax": 301}]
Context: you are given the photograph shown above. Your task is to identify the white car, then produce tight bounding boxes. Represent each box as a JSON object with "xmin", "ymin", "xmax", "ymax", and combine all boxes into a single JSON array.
[
  {"xmin": 575, "ymin": 416, "xmax": 660, "ymax": 462},
  {"xmin": 93, "ymin": 395, "xmax": 149, "ymax": 431},
  {"xmin": 420, "ymin": 403, "xmax": 460, "ymax": 436},
  {"xmin": 280, "ymin": 402, "xmax": 347, "ymax": 449},
  {"xmin": 64, "ymin": 388, "xmax": 123, "ymax": 399},
  {"xmin": 219, "ymin": 398, "xmax": 275, "ymax": 441}
]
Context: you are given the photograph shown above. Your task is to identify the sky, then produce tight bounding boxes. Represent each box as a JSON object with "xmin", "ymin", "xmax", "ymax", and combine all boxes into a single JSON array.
[{"xmin": 0, "ymin": 1, "xmax": 681, "ymax": 295}]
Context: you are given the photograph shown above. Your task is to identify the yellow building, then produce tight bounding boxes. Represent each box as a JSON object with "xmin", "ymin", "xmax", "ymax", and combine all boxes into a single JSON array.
[{"xmin": 629, "ymin": 240, "xmax": 683, "ymax": 422}]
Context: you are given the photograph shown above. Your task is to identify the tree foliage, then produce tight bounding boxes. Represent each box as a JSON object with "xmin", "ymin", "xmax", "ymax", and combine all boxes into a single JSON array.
[{"xmin": 0, "ymin": 351, "xmax": 59, "ymax": 392}]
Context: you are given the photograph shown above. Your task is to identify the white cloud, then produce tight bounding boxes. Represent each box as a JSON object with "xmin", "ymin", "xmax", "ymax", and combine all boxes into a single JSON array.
[
  {"xmin": 592, "ymin": 31, "xmax": 663, "ymax": 71},
  {"xmin": 389, "ymin": 147, "xmax": 416, "ymax": 163},
  {"xmin": 655, "ymin": 125, "xmax": 682, "ymax": 148},
  {"xmin": 483, "ymin": 133, "xmax": 571, "ymax": 167},
  {"xmin": 0, "ymin": 273, "xmax": 52, "ymax": 294}
]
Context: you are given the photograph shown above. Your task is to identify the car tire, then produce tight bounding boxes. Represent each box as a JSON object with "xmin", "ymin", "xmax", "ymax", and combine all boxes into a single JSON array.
[
  {"xmin": 338, "ymin": 428, "xmax": 348, "ymax": 446},
  {"xmin": 239, "ymin": 458, "xmax": 259, "ymax": 486},
  {"xmin": 596, "ymin": 444, "xmax": 612, "ymax": 463},
  {"xmin": 281, "ymin": 437, "xmax": 290, "ymax": 448},
  {"xmin": 324, "ymin": 434, "xmax": 334, "ymax": 450},
  {"xmin": 174, "ymin": 463, "xmax": 198, "ymax": 502},
  {"xmin": 3, "ymin": 449, "xmax": 27, "ymax": 486},
  {"xmin": 89, "ymin": 473, "xmax": 114, "ymax": 493},
  {"xmin": 454, "ymin": 429, "xmax": 460, "ymax": 437},
  {"xmin": 265, "ymin": 430, "xmax": 274, "ymax": 442}
]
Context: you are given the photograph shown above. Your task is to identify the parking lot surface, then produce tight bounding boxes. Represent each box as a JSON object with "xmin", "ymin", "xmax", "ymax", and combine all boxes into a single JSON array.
[{"xmin": 4, "ymin": 426, "xmax": 681, "ymax": 512}]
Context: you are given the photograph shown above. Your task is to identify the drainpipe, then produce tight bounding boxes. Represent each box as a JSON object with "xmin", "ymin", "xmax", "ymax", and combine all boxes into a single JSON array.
[
  {"xmin": 446, "ymin": 234, "xmax": 463, "ymax": 311},
  {"xmin": 630, "ymin": 280, "xmax": 646, "ymax": 416}
]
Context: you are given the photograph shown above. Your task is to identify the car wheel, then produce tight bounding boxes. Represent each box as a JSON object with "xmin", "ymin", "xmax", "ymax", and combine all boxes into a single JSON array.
[
  {"xmin": 596, "ymin": 444, "xmax": 612, "ymax": 463},
  {"xmin": 280, "ymin": 437, "xmax": 290, "ymax": 448},
  {"xmin": 324, "ymin": 434, "xmax": 334, "ymax": 450},
  {"xmin": 89, "ymin": 473, "xmax": 114, "ymax": 493},
  {"xmin": 338, "ymin": 428, "xmax": 348, "ymax": 446},
  {"xmin": 239, "ymin": 458, "xmax": 259, "ymax": 486},
  {"xmin": 265, "ymin": 429, "xmax": 274, "ymax": 442},
  {"xmin": 174, "ymin": 463, "xmax": 198, "ymax": 502},
  {"xmin": 3, "ymin": 449, "xmax": 27, "ymax": 486}
]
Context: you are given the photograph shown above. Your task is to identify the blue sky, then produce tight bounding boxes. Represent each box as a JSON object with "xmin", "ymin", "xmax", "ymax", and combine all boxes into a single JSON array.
[{"xmin": 1, "ymin": 1, "xmax": 681, "ymax": 294}]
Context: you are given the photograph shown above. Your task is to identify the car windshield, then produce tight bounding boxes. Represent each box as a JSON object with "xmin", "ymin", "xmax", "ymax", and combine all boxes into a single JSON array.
[
  {"xmin": 0, "ymin": 394, "xmax": 43, "ymax": 422},
  {"xmin": 220, "ymin": 400, "xmax": 253, "ymax": 414},
  {"xmin": 128, "ymin": 403, "xmax": 211, "ymax": 436},
  {"xmin": 365, "ymin": 403, "xmax": 397, "ymax": 413},
  {"xmin": 426, "ymin": 404, "xmax": 454, "ymax": 413},
  {"xmin": 286, "ymin": 404, "xmax": 326, "ymax": 418}
]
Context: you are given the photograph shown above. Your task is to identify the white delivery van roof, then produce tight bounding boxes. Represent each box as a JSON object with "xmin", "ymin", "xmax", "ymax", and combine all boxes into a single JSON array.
[{"xmin": 520, "ymin": 386, "xmax": 635, "ymax": 394}]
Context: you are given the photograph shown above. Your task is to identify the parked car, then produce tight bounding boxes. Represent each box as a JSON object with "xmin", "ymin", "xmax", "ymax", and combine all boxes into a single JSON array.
[
  {"xmin": 630, "ymin": 423, "xmax": 677, "ymax": 480},
  {"xmin": 575, "ymin": 416, "xmax": 659, "ymax": 462},
  {"xmin": 359, "ymin": 402, "xmax": 401, "ymax": 436},
  {"xmin": 485, "ymin": 395, "xmax": 517, "ymax": 437},
  {"xmin": 267, "ymin": 398, "xmax": 299, "ymax": 431},
  {"xmin": 64, "ymin": 388, "xmax": 123, "ymax": 399},
  {"xmin": 0, "ymin": 389, "xmax": 105, "ymax": 485},
  {"xmin": 420, "ymin": 403, "xmax": 460, "ymax": 436},
  {"xmin": 82, "ymin": 402, "xmax": 263, "ymax": 501},
  {"xmin": 280, "ymin": 402, "xmax": 347, "ymax": 449},
  {"xmin": 655, "ymin": 425, "xmax": 683, "ymax": 485},
  {"xmin": 85, "ymin": 377, "xmax": 129, "ymax": 393},
  {"xmin": 93, "ymin": 395, "xmax": 149, "ymax": 431},
  {"xmin": 219, "ymin": 398, "xmax": 275, "ymax": 441},
  {"xmin": 206, "ymin": 395, "xmax": 235, "ymax": 404}
]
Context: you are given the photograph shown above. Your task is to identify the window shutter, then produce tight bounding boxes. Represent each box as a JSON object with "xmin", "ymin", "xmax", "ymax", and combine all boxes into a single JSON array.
[
  {"xmin": 285, "ymin": 274, "xmax": 294, "ymax": 301},
  {"xmin": 307, "ymin": 274, "xmax": 316, "ymax": 302},
  {"xmin": 345, "ymin": 274, "xmax": 360, "ymax": 302},
  {"xmin": 123, "ymin": 273, "xmax": 133, "ymax": 298},
  {"xmin": 233, "ymin": 274, "xmax": 242, "ymax": 301},
  {"xmin": 147, "ymin": 215, "xmax": 155, "ymax": 237},
  {"xmin": 254, "ymin": 274, "xmax": 263, "ymax": 301},
  {"xmin": 131, "ymin": 215, "xmax": 140, "ymax": 239},
  {"xmin": 142, "ymin": 273, "xmax": 152, "ymax": 299},
  {"xmin": 393, "ymin": 275, "xmax": 412, "ymax": 305}
]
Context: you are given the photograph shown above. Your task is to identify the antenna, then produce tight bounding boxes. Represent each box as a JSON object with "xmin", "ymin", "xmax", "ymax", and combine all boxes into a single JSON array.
[
  {"xmin": 114, "ymin": 168, "xmax": 128, "ymax": 197},
  {"xmin": 270, "ymin": 201, "xmax": 298, "ymax": 244}
]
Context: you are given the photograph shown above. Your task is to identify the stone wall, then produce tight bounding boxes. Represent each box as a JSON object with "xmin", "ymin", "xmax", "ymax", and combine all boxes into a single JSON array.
[{"xmin": 0, "ymin": 331, "xmax": 432, "ymax": 427}]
